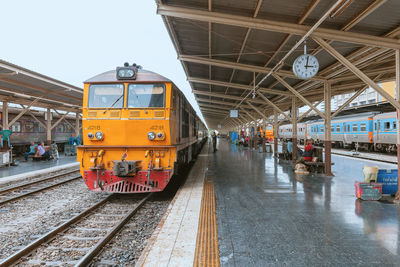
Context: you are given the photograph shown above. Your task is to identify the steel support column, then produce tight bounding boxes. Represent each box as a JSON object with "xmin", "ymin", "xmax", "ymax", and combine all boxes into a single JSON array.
[
  {"xmin": 292, "ymin": 98, "xmax": 297, "ymax": 165},
  {"xmin": 2, "ymin": 102, "xmax": 8, "ymax": 130},
  {"xmin": 324, "ymin": 82, "xmax": 333, "ymax": 176},
  {"xmin": 396, "ymin": 49, "xmax": 400, "ymax": 201},
  {"xmin": 46, "ymin": 108, "xmax": 52, "ymax": 145},
  {"xmin": 273, "ymin": 111, "xmax": 278, "ymax": 158}
]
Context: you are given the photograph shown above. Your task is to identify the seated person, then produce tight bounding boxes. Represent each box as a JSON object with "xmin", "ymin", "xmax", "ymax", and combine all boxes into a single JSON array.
[
  {"xmin": 302, "ymin": 139, "xmax": 314, "ymax": 162},
  {"xmin": 24, "ymin": 141, "xmax": 38, "ymax": 161},
  {"xmin": 36, "ymin": 142, "xmax": 51, "ymax": 160}
]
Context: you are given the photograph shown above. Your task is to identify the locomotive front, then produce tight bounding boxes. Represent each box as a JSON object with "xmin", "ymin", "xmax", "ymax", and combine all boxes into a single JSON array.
[{"xmin": 77, "ymin": 63, "xmax": 177, "ymax": 193}]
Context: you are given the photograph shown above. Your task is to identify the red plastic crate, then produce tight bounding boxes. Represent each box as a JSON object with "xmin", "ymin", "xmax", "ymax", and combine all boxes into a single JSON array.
[{"xmin": 355, "ymin": 182, "xmax": 382, "ymax": 201}]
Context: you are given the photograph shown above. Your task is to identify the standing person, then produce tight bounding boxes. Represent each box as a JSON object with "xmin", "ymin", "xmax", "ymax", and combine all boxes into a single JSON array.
[
  {"xmin": 212, "ymin": 132, "xmax": 217, "ymax": 153},
  {"xmin": 37, "ymin": 142, "xmax": 51, "ymax": 160},
  {"xmin": 50, "ymin": 141, "xmax": 59, "ymax": 160},
  {"xmin": 69, "ymin": 134, "xmax": 75, "ymax": 145},
  {"xmin": 24, "ymin": 141, "xmax": 38, "ymax": 161}
]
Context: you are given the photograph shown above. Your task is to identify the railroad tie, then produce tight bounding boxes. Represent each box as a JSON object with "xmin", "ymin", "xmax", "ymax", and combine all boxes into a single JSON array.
[{"xmin": 194, "ymin": 179, "xmax": 220, "ymax": 267}]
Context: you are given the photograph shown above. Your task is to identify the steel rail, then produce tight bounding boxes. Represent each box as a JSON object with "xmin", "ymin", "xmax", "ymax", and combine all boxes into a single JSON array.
[
  {"xmin": 0, "ymin": 175, "xmax": 81, "ymax": 206},
  {"xmin": 0, "ymin": 194, "xmax": 114, "ymax": 267},
  {"xmin": 75, "ymin": 193, "xmax": 153, "ymax": 267},
  {"xmin": 0, "ymin": 169, "xmax": 79, "ymax": 194}
]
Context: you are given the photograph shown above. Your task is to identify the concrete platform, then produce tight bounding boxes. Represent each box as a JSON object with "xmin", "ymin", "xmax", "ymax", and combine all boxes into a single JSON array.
[
  {"xmin": 212, "ymin": 140, "xmax": 400, "ymax": 266},
  {"xmin": 0, "ymin": 154, "xmax": 78, "ymax": 186},
  {"xmin": 138, "ymin": 144, "xmax": 209, "ymax": 266}
]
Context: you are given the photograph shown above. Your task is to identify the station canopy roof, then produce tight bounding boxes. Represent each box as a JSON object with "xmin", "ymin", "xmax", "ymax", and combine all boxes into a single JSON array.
[
  {"xmin": 0, "ymin": 59, "xmax": 83, "ymax": 111},
  {"xmin": 157, "ymin": 0, "xmax": 400, "ymax": 129}
]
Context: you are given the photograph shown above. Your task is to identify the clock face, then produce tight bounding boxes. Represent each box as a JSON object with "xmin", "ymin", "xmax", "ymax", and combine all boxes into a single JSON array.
[{"xmin": 292, "ymin": 54, "xmax": 319, "ymax": 79}]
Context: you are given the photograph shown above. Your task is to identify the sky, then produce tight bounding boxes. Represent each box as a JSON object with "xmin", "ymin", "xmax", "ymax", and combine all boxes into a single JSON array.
[{"xmin": 0, "ymin": 0, "xmax": 204, "ymax": 122}]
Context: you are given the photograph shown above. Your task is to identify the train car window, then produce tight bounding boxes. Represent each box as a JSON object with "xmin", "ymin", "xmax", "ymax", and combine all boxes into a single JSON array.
[
  {"xmin": 360, "ymin": 123, "xmax": 366, "ymax": 132},
  {"xmin": 352, "ymin": 124, "xmax": 358, "ymax": 132},
  {"xmin": 384, "ymin": 121, "xmax": 391, "ymax": 131},
  {"xmin": 11, "ymin": 121, "xmax": 21, "ymax": 133},
  {"xmin": 374, "ymin": 123, "xmax": 377, "ymax": 131},
  {"xmin": 57, "ymin": 124, "xmax": 65, "ymax": 133},
  {"xmin": 394, "ymin": 122, "xmax": 397, "ymax": 130},
  {"xmin": 24, "ymin": 122, "xmax": 35, "ymax": 133},
  {"xmin": 88, "ymin": 84, "xmax": 124, "ymax": 108},
  {"xmin": 331, "ymin": 125, "xmax": 335, "ymax": 132},
  {"xmin": 39, "ymin": 125, "xmax": 46, "ymax": 133},
  {"xmin": 336, "ymin": 125, "xmax": 340, "ymax": 132},
  {"xmin": 346, "ymin": 124, "xmax": 350, "ymax": 132},
  {"xmin": 127, "ymin": 84, "xmax": 165, "ymax": 108}
]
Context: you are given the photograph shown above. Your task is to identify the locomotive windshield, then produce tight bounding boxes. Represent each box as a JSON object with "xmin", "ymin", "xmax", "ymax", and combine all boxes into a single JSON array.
[
  {"xmin": 88, "ymin": 84, "xmax": 124, "ymax": 108},
  {"xmin": 127, "ymin": 84, "xmax": 165, "ymax": 108}
]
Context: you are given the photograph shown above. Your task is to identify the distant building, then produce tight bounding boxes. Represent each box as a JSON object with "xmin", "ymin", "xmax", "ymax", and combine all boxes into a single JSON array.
[{"xmin": 333, "ymin": 81, "xmax": 396, "ymax": 109}]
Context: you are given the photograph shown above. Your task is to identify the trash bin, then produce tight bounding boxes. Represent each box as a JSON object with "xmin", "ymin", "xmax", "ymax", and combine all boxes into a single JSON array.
[{"xmin": 377, "ymin": 169, "xmax": 397, "ymax": 195}]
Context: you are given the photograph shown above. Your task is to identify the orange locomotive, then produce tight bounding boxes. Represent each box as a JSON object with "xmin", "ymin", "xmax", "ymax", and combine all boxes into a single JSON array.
[{"xmin": 77, "ymin": 63, "xmax": 207, "ymax": 193}]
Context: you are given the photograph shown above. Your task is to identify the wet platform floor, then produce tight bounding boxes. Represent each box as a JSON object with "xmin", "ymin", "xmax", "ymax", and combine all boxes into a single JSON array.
[{"xmin": 209, "ymin": 139, "xmax": 400, "ymax": 266}]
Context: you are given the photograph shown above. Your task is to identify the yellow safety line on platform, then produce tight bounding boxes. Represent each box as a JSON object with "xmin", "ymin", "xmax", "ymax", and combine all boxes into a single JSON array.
[{"xmin": 194, "ymin": 179, "xmax": 220, "ymax": 267}]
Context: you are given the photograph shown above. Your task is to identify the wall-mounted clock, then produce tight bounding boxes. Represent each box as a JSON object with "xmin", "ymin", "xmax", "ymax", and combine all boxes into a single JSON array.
[{"xmin": 292, "ymin": 53, "xmax": 319, "ymax": 80}]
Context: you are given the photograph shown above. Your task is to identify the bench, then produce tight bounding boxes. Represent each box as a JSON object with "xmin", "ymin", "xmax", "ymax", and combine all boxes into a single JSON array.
[{"xmin": 304, "ymin": 161, "xmax": 335, "ymax": 173}]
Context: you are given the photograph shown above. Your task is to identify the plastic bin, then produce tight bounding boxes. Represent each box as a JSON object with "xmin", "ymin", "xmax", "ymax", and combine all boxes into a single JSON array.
[
  {"xmin": 377, "ymin": 169, "xmax": 398, "ymax": 195},
  {"xmin": 355, "ymin": 182, "xmax": 382, "ymax": 201}
]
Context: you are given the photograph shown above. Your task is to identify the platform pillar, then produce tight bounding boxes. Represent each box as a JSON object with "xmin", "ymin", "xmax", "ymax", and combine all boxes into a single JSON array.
[
  {"xmin": 273, "ymin": 111, "xmax": 278, "ymax": 158},
  {"xmin": 324, "ymin": 81, "xmax": 333, "ymax": 176},
  {"xmin": 395, "ymin": 49, "xmax": 400, "ymax": 200},
  {"xmin": 292, "ymin": 98, "xmax": 297, "ymax": 165},
  {"xmin": 75, "ymin": 112, "xmax": 80, "ymax": 137},
  {"xmin": 46, "ymin": 108, "xmax": 52, "ymax": 145},
  {"xmin": 2, "ymin": 102, "xmax": 8, "ymax": 130}
]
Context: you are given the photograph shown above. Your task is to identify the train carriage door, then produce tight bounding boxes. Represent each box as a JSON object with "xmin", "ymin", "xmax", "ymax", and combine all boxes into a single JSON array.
[
  {"xmin": 344, "ymin": 123, "xmax": 350, "ymax": 145},
  {"xmin": 375, "ymin": 120, "xmax": 381, "ymax": 144},
  {"xmin": 368, "ymin": 117, "xmax": 373, "ymax": 143}
]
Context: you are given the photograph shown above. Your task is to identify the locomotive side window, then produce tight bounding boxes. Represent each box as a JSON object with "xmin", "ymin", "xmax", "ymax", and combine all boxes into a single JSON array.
[
  {"xmin": 360, "ymin": 123, "xmax": 366, "ymax": 132},
  {"xmin": 24, "ymin": 122, "xmax": 35, "ymax": 132},
  {"xmin": 336, "ymin": 125, "xmax": 340, "ymax": 132},
  {"xmin": 331, "ymin": 125, "xmax": 335, "ymax": 132},
  {"xmin": 88, "ymin": 84, "xmax": 124, "ymax": 108},
  {"xmin": 11, "ymin": 121, "xmax": 21, "ymax": 133},
  {"xmin": 127, "ymin": 84, "xmax": 165, "ymax": 108},
  {"xmin": 352, "ymin": 124, "xmax": 358, "ymax": 132}
]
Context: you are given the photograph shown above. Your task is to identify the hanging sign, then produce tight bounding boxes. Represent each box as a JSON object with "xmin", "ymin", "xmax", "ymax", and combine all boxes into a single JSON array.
[{"xmin": 230, "ymin": 110, "xmax": 238, "ymax": 118}]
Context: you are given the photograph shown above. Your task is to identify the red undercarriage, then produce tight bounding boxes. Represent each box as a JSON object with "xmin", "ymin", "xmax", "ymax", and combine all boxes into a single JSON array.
[{"xmin": 83, "ymin": 170, "xmax": 171, "ymax": 193}]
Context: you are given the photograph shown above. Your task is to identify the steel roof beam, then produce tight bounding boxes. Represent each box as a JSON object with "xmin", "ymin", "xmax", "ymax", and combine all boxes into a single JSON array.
[
  {"xmin": 158, "ymin": 4, "xmax": 400, "ymax": 49},
  {"xmin": 189, "ymin": 77, "xmax": 293, "ymax": 96},
  {"xmin": 315, "ymin": 37, "xmax": 400, "ymax": 110},
  {"xmin": 193, "ymin": 90, "xmax": 266, "ymax": 104},
  {"xmin": 180, "ymin": 55, "xmax": 325, "ymax": 81}
]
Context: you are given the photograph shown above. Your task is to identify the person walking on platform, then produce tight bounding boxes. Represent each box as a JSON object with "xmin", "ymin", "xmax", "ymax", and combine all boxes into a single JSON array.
[{"xmin": 212, "ymin": 132, "xmax": 217, "ymax": 153}]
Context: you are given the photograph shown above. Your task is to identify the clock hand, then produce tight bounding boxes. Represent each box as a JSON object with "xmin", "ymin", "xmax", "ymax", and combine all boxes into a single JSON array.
[{"xmin": 305, "ymin": 56, "xmax": 309, "ymax": 69}]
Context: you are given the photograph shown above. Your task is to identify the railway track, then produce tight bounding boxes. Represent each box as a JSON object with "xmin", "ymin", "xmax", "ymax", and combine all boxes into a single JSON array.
[
  {"xmin": 0, "ymin": 169, "xmax": 81, "ymax": 206},
  {"xmin": 0, "ymin": 193, "xmax": 152, "ymax": 266}
]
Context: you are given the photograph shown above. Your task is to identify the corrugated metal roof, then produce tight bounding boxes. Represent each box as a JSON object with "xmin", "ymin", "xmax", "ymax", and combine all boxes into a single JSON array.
[
  {"xmin": 158, "ymin": 0, "xmax": 400, "ymax": 129},
  {"xmin": 0, "ymin": 59, "xmax": 83, "ymax": 111}
]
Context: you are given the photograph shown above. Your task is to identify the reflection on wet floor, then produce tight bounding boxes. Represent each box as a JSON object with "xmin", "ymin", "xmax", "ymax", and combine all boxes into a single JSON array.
[{"xmin": 211, "ymin": 139, "xmax": 400, "ymax": 266}]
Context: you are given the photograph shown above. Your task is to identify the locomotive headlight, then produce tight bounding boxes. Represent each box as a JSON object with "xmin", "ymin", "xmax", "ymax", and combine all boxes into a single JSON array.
[
  {"xmin": 148, "ymin": 131, "xmax": 156, "ymax": 140},
  {"xmin": 157, "ymin": 132, "xmax": 164, "ymax": 140},
  {"xmin": 95, "ymin": 131, "xmax": 103, "ymax": 140},
  {"xmin": 87, "ymin": 132, "xmax": 94, "ymax": 139}
]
